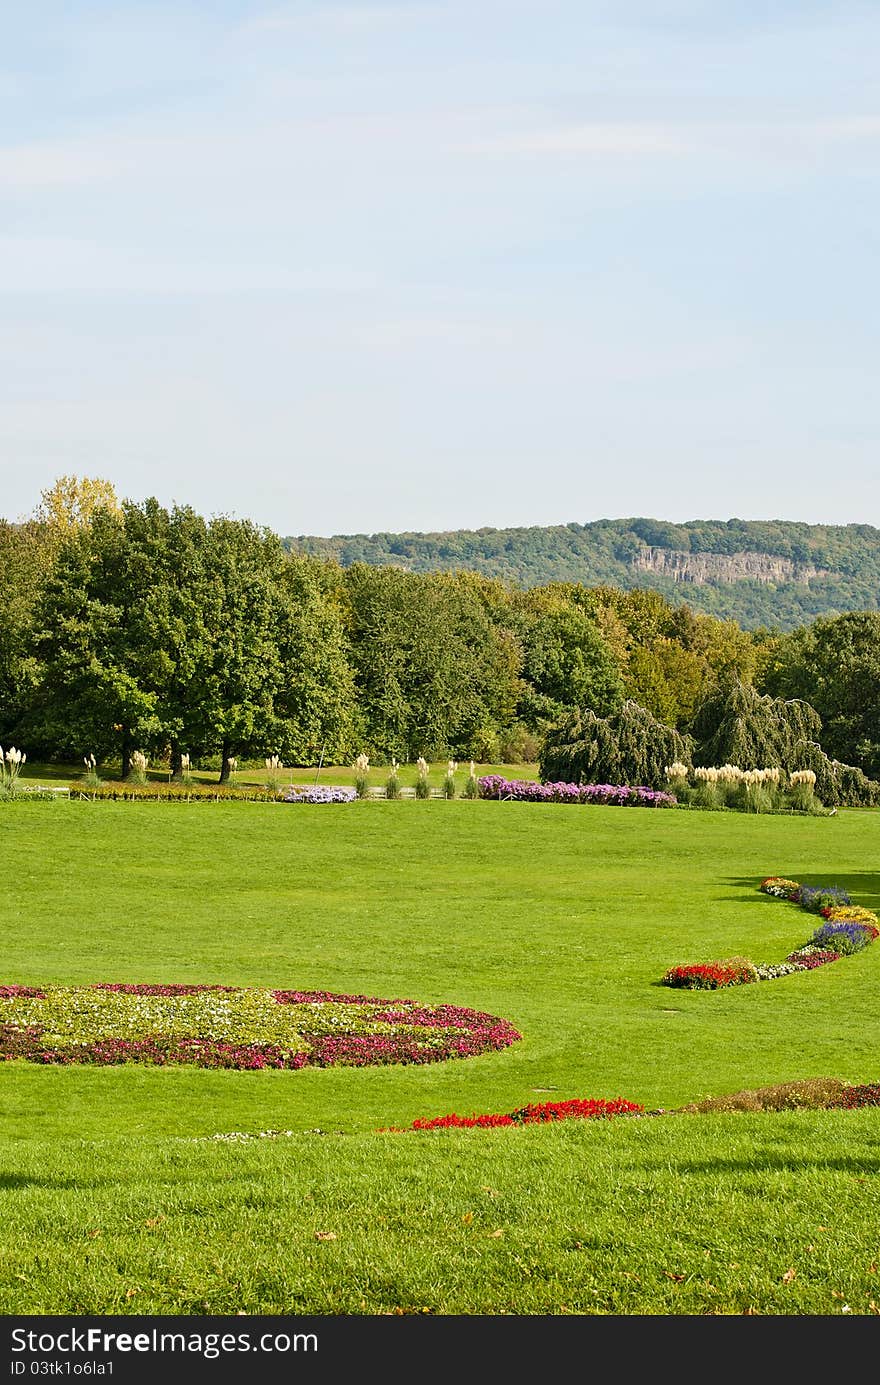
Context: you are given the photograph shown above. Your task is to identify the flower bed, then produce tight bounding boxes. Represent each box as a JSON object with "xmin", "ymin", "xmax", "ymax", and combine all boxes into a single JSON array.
[
  {"xmin": 396, "ymin": 1080, "xmax": 880, "ymax": 1133},
  {"xmin": 0, "ymin": 985, "xmax": 520, "ymax": 1070},
  {"xmin": 282, "ymin": 786, "xmax": 357, "ymax": 804},
  {"xmin": 662, "ymin": 960, "xmax": 757, "ymax": 991},
  {"xmin": 662, "ymin": 876, "xmax": 878, "ymax": 989},
  {"xmin": 478, "ymin": 777, "xmax": 676, "ymax": 807},
  {"xmin": 405, "ymin": 1096, "xmax": 643, "ymax": 1130}
]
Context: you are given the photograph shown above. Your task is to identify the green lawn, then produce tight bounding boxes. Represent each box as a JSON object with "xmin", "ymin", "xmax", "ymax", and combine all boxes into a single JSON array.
[
  {"xmin": 1, "ymin": 798, "xmax": 879, "ymax": 1314},
  {"xmin": 19, "ymin": 758, "xmax": 539, "ymax": 790}
]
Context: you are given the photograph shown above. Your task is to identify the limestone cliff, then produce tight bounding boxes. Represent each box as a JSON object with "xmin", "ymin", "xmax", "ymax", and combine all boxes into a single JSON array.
[{"xmin": 630, "ymin": 547, "xmax": 828, "ymax": 586}]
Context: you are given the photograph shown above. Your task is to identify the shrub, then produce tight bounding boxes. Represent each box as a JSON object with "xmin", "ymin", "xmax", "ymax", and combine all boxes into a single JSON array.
[
  {"xmin": 443, "ymin": 760, "xmax": 458, "ymax": 799},
  {"xmin": 385, "ymin": 758, "xmax": 402, "ymax": 800},
  {"xmin": 677, "ymin": 1077, "xmax": 848, "ymax": 1115},
  {"xmin": 70, "ymin": 782, "xmax": 282, "ymax": 803},
  {"xmin": 498, "ymin": 725, "xmax": 540, "ymax": 764},
  {"xmin": 414, "ymin": 756, "xmax": 431, "ymax": 800}
]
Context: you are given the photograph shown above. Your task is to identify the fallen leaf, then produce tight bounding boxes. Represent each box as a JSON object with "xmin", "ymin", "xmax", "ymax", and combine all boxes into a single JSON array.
[
  {"xmin": 664, "ymin": 1272, "xmax": 685, "ymax": 1283},
  {"xmin": 125, "ymin": 1289, "xmax": 137, "ymax": 1299},
  {"xmin": 487, "ymin": 1229, "xmax": 503, "ymax": 1239},
  {"xmin": 145, "ymin": 1217, "xmax": 166, "ymax": 1229},
  {"xmin": 782, "ymin": 1268, "xmax": 797, "ymax": 1284},
  {"xmin": 461, "ymin": 1212, "xmax": 474, "ymax": 1225},
  {"xmin": 87, "ymin": 1230, "xmax": 102, "ymax": 1239},
  {"xmin": 314, "ymin": 1231, "xmax": 337, "ymax": 1242}
]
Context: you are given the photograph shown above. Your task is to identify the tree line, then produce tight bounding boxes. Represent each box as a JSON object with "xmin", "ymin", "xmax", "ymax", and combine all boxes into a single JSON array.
[
  {"xmin": 2, "ymin": 479, "xmax": 878, "ymax": 783},
  {"xmin": 286, "ymin": 517, "xmax": 880, "ymax": 630}
]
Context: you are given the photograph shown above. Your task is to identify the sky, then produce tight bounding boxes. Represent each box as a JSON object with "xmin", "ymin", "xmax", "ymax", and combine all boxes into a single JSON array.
[{"xmin": 2, "ymin": 0, "xmax": 879, "ymax": 536}]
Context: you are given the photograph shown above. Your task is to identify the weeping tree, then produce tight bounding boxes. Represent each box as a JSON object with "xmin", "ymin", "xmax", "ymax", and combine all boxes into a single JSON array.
[
  {"xmin": 539, "ymin": 699, "xmax": 692, "ymax": 788},
  {"xmin": 690, "ymin": 682, "xmax": 879, "ymax": 807}
]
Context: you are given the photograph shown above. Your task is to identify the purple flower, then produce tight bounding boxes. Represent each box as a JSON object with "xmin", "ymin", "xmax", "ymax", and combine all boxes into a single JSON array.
[{"xmin": 477, "ymin": 777, "xmax": 676, "ymax": 807}]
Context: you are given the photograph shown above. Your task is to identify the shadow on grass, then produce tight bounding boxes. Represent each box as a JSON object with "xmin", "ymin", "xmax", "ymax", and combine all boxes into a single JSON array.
[
  {"xmin": 644, "ymin": 1152, "xmax": 880, "ymax": 1175},
  {"xmin": 0, "ymin": 1173, "xmax": 91, "ymax": 1190},
  {"xmin": 725, "ymin": 875, "xmax": 880, "ymax": 910}
]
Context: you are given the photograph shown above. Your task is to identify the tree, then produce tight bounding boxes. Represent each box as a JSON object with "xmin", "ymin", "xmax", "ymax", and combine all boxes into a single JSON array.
[
  {"xmin": 26, "ymin": 507, "xmax": 162, "ymax": 773},
  {"xmin": 521, "ymin": 604, "xmax": 622, "ymax": 725},
  {"xmin": 26, "ymin": 500, "xmax": 288, "ymax": 779},
  {"xmin": 0, "ymin": 520, "xmax": 55, "ymax": 741},
  {"xmin": 760, "ymin": 612, "xmax": 880, "ymax": 778},
  {"xmin": 690, "ymin": 680, "xmax": 879, "ymax": 806},
  {"xmin": 343, "ymin": 566, "xmax": 522, "ymax": 760},
  {"xmin": 271, "ymin": 556, "xmax": 360, "ymax": 765},
  {"xmin": 201, "ymin": 517, "xmax": 286, "ymax": 781},
  {"xmin": 36, "ymin": 476, "xmax": 121, "ymax": 535},
  {"xmin": 539, "ymin": 700, "xmax": 692, "ymax": 788}
]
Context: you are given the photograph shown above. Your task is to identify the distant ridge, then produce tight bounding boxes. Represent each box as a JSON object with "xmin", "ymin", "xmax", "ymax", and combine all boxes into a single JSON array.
[{"xmin": 284, "ymin": 518, "xmax": 880, "ymax": 630}]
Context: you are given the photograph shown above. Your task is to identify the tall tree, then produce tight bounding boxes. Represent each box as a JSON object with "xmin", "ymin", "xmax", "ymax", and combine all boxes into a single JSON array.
[
  {"xmin": 37, "ymin": 476, "xmax": 121, "ymax": 536},
  {"xmin": 760, "ymin": 612, "xmax": 880, "ymax": 777},
  {"xmin": 27, "ymin": 507, "xmax": 161, "ymax": 773},
  {"xmin": 0, "ymin": 520, "xmax": 55, "ymax": 741},
  {"xmin": 271, "ymin": 556, "xmax": 360, "ymax": 765}
]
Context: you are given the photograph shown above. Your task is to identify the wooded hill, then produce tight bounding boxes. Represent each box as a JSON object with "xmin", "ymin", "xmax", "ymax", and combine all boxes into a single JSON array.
[{"xmin": 285, "ymin": 518, "xmax": 880, "ymax": 630}]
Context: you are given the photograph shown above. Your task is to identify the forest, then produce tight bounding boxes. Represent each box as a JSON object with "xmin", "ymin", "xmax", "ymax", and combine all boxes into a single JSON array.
[
  {"xmin": 286, "ymin": 517, "xmax": 880, "ymax": 629},
  {"xmin": 2, "ymin": 480, "xmax": 879, "ymax": 787}
]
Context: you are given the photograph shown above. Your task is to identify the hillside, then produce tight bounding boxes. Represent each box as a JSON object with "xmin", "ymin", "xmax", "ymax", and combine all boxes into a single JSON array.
[{"xmin": 285, "ymin": 518, "xmax": 880, "ymax": 630}]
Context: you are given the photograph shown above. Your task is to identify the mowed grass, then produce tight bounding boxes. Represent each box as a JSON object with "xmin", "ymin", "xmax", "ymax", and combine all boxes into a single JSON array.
[
  {"xmin": 1, "ymin": 799, "xmax": 879, "ymax": 1314},
  {"xmin": 19, "ymin": 758, "xmax": 538, "ymax": 790}
]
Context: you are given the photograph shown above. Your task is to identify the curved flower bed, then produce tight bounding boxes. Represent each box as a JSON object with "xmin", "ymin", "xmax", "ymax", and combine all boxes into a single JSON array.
[
  {"xmin": 478, "ymin": 777, "xmax": 676, "ymax": 807},
  {"xmin": 662, "ymin": 876, "xmax": 878, "ymax": 989},
  {"xmin": 0, "ymin": 984, "xmax": 521, "ymax": 1070}
]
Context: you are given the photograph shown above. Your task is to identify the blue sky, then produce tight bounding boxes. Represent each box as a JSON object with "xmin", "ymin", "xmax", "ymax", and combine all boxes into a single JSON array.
[{"xmin": 2, "ymin": 1, "xmax": 879, "ymax": 534}]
